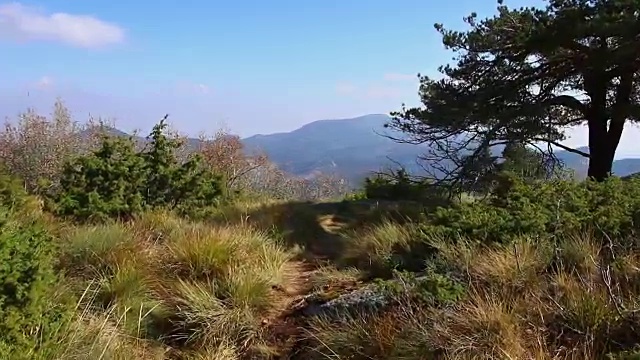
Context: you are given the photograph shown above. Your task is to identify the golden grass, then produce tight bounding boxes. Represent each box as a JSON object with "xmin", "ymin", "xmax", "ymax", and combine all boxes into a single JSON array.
[
  {"xmin": 308, "ymin": 265, "xmax": 363, "ymax": 292},
  {"xmin": 304, "ymin": 311, "xmax": 405, "ymax": 359},
  {"xmin": 51, "ymin": 207, "xmax": 297, "ymax": 359},
  {"xmin": 339, "ymin": 219, "xmax": 422, "ymax": 272},
  {"xmin": 166, "ymin": 279, "xmax": 259, "ymax": 349},
  {"xmin": 299, "ymin": 231, "xmax": 640, "ymax": 360},
  {"xmin": 23, "ymin": 200, "xmax": 640, "ymax": 359},
  {"xmin": 167, "ymin": 222, "xmax": 293, "ymax": 286},
  {"xmin": 28, "ymin": 282, "xmax": 168, "ymax": 360},
  {"xmin": 64, "ymin": 223, "xmax": 141, "ymax": 272}
]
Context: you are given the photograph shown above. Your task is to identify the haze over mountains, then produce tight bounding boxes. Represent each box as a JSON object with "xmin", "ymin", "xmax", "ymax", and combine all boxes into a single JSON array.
[
  {"xmin": 107, "ymin": 114, "xmax": 640, "ymax": 184},
  {"xmin": 241, "ymin": 114, "xmax": 640, "ymax": 183},
  {"xmin": 241, "ymin": 114, "xmax": 423, "ymax": 183}
]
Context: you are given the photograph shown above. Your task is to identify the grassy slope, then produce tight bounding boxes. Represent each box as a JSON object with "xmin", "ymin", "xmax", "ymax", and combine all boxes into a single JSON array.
[{"xmin": 37, "ymin": 198, "xmax": 640, "ymax": 360}]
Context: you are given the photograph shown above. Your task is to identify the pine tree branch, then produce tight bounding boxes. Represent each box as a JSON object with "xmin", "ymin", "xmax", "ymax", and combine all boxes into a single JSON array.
[{"xmin": 533, "ymin": 138, "xmax": 590, "ymax": 157}]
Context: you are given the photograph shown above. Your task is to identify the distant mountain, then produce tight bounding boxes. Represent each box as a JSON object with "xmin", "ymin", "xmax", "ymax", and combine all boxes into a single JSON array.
[
  {"xmin": 242, "ymin": 114, "xmax": 427, "ymax": 183},
  {"xmin": 241, "ymin": 115, "xmax": 640, "ymax": 183},
  {"xmin": 94, "ymin": 114, "xmax": 640, "ymax": 184}
]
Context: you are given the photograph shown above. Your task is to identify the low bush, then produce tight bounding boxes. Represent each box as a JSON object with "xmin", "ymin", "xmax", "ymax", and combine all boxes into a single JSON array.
[
  {"xmin": 51, "ymin": 119, "xmax": 223, "ymax": 222},
  {"xmin": 362, "ymin": 169, "xmax": 450, "ymax": 207},
  {"xmin": 425, "ymin": 174, "xmax": 640, "ymax": 243},
  {"xmin": 0, "ymin": 204, "xmax": 72, "ymax": 357}
]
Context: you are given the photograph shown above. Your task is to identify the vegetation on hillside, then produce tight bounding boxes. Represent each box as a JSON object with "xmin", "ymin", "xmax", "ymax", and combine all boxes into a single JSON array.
[{"xmin": 0, "ymin": 0, "xmax": 639, "ymax": 359}]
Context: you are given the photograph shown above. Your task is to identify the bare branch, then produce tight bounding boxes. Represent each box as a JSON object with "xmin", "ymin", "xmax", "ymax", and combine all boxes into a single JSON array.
[{"xmin": 532, "ymin": 138, "xmax": 590, "ymax": 158}]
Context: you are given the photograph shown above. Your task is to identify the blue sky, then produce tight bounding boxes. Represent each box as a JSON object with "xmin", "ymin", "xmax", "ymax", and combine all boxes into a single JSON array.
[{"xmin": 0, "ymin": 0, "xmax": 639, "ymax": 157}]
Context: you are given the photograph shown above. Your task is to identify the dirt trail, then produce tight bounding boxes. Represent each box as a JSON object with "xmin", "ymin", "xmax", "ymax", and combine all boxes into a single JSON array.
[
  {"xmin": 265, "ymin": 261, "xmax": 316, "ymax": 320},
  {"xmin": 253, "ymin": 200, "xmax": 413, "ymax": 358},
  {"xmin": 259, "ymin": 260, "xmax": 315, "ymax": 358},
  {"xmin": 258, "ymin": 205, "xmax": 364, "ymax": 358}
]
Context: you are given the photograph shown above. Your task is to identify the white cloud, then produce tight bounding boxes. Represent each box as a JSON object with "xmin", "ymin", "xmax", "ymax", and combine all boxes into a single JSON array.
[
  {"xmin": 0, "ymin": 2, "xmax": 125, "ymax": 49},
  {"xmin": 383, "ymin": 72, "xmax": 417, "ymax": 82},
  {"xmin": 34, "ymin": 75, "xmax": 53, "ymax": 89},
  {"xmin": 335, "ymin": 82, "xmax": 357, "ymax": 96},
  {"xmin": 174, "ymin": 81, "xmax": 213, "ymax": 95},
  {"xmin": 364, "ymin": 85, "xmax": 402, "ymax": 99},
  {"xmin": 335, "ymin": 81, "xmax": 404, "ymax": 100}
]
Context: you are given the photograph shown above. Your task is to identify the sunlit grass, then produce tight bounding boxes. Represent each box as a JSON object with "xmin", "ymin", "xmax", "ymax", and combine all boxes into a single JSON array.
[
  {"xmin": 338, "ymin": 219, "xmax": 426, "ymax": 275},
  {"xmin": 63, "ymin": 223, "xmax": 138, "ymax": 272},
  {"xmin": 164, "ymin": 279, "xmax": 260, "ymax": 350},
  {"xmin": 27, "ymin": 199, "xmax": 640, "ymax": 359}
]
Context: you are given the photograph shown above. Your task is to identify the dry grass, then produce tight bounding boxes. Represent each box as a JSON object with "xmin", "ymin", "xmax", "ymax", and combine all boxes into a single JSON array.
[
  {"xmin": 7, "ymin": 189, "xmax": 640, "ymax": 360},
  {"xmin": 8, "ymin": 198, "xmax": 640, "ymax": 359},
  {"xmin": 341, "ymin": 220, "xmax": 418, "ymax": 258},
  {"xmin": 298, "ymin": 231, "xmax": 640, "ymax": 360},
  {"xmin": 27, "ymin": 281, "xmax": 169, "ymax": 360},
  {"xmin": 52, "ymin": 208, "xmax": 298, "ymax": 359}
]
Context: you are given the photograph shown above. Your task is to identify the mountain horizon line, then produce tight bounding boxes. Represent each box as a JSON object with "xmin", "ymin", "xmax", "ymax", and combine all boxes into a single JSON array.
[{"xmin": 88, "ymin": 113, "xmax": 640, "ymax": 184}]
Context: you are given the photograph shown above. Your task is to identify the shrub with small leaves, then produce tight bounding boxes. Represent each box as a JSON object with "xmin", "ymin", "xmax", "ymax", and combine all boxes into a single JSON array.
[
  {"xmin": 0, "ymin": 217, "xmax": 69, "ymax": 355},
  {"xmin": 141, "ymin": 120, "xmax": 223, "ymax": 215},
  {"xmin": 0, "ymin": 175, "xmax": 71, "ymax": 356},
  {"xmin": 364, "ymin": 169, "xmax": 450, "ymax": 207},
  {"xmin": 424, "ymin": 174, "xmax": 640, "ymax": 243},
  {"xmin": 374, "ymin": 270, "xmax": 465, "ymax": 306},
  {"xmin": 52, "ymin": 118, "xmax": 223, "ymax": 222},
  {"xmin": 0, "ymin": 100, "xmax": 108, "ymax": 195},
  {"xmin": 54, "ymin": 134, "xmax": 147, "ymax": 221},
  {"xmin": 0, "ymin": 166, "xmax": 31, "ymax": 211}
]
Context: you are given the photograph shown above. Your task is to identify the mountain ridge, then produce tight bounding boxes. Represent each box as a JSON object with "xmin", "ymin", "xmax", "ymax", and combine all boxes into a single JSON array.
[
  {"xmin": 97, "ymin": 114, "xmax": 640, "ymax": 184},
  {"xmin": 240, "ymin": 114, "xmax": 640, "ymax": 182}
]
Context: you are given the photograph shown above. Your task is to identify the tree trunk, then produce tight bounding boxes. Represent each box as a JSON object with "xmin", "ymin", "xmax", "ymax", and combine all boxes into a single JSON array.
[
  {"xmin": 587, "ymin": 119, "xmax": 621, "ymax": 182},
  {"xmin": 584, "ymin": 66, "xmax": 631, "ymax": 182},
  {"xmin": 587, "ymin": 144, "xmax": 613, "ymax": 181},
  {"xmin": 586, "ymin": 108, "xmax": 614, "ymax": 182}
]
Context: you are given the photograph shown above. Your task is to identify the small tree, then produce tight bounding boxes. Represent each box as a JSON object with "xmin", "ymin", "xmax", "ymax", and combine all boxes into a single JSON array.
[
  {"xmin": 459, "ymin": 142, "xmax": 564, "ymax": 195},
  {"xmin": 54, "ymin": 135, "xmax": 147, "ymax": 221},
  {"xmin": 498, "ymin": 142, "xmax": 557, "ymax": 181},
  {"xmin": 197, "ymin": 129, "xmax": 269, "ymax": 192},
  {"xmin": 388, "ymin": 0, "xmax": 640, "ymax": 182},
  {"xmin": 53, "ymin": 117, "xmax": 223, "ymax": 221},
  {"xmin": 0, "ymin": 100, "xmax": 105, "ymax": 193}
]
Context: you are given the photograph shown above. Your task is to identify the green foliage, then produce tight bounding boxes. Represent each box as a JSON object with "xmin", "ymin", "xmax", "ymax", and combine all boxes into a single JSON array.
[
  {"xmin": 0, "ymin": 207, "xmax": 71, "ymax": 356},
  {"xmin": 608, "ymin": 350, "xmax": 640, "ymax": 360},
  {"xmin": 459, "ymin": 142, "xmax": 563, "ymax": 196},
  {"xmin": 0, "ymin": 168, "xmax": 30, "ymax": 211},
  {"xmin": 54, "ymin": 135, "xmax": 146, "ymax": 221},
  {"xmin": 343, "ymin": 190, "xmax": 367, "ymax": 201},
  {"xmin": 374, "ymin": 270, "xmax": 465, "ymax": 306},
  {"xmin": 498, "ymin": 142, "xmax": 555, "ymax": 181},
  {"xmin": 388, "ymin": 0, "xmax": 640, "ymax": 181},
  {"xmin": 363, "ymin": 169, "xmax": 450, "ymax": 206},
  {"xmin": 425, "ymin": 175, "xmax": 640, "ymax": 243},
  {"xmin": 52, "ymin": 119, "xmax": 223, "ymax": 221}
]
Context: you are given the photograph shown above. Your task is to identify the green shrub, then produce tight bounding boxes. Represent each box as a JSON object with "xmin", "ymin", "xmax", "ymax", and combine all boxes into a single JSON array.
[
  {"xmin": 425, "ymin": 174, "xmax": 640, "ymax": 243},
  {"xmin": 374, "ymin": 270, "xmax": 465, "ymax": 306},
  {"xmin": 0, "ymin": 168, "xmax": 29, "ymax": 210},
  {"xmin": 363, "ymin": 169, "xmax": 450, "ymax": 206},
  {"xmin": 54, "ymin": 135, "xmax": 146, "ymax": 221},
  {"xmin": 52, "ymin": 119, "xmax": 223, "ymax": 222},
  {"xmin": 0, "ymin": 208, "xmax": 71, "ymax": 357}
]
